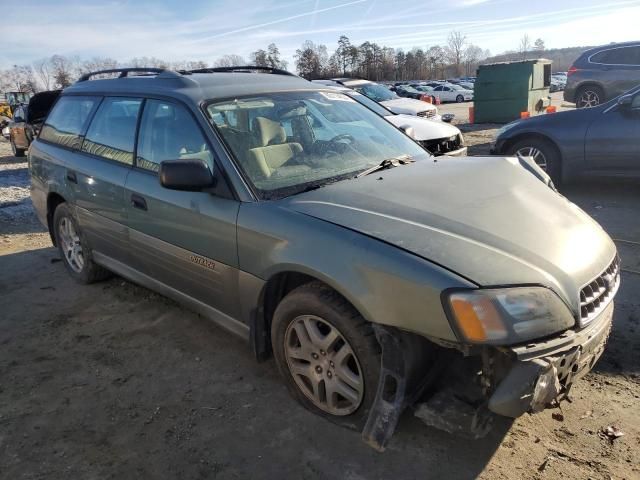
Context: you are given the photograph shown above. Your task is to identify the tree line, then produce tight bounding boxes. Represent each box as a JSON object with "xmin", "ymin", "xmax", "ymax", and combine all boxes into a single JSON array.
[{"xmin": 1, "ymin": 32, "xmax": 582, "ymax": 95}]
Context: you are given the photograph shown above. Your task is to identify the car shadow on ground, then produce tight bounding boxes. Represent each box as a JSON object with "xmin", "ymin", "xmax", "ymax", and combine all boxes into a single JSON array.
[{"xmin": 0, "ymin": 246, "xmax": 511, "ymax": 479}]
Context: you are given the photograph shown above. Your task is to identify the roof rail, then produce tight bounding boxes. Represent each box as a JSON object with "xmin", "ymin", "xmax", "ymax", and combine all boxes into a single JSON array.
[
  {"xmin": 189, "ymin": 66, "xmax": 297, "ymax": 76},
  {"xmin": 77, "ymin": 67, "xmax": 183, "ymax": 82}
]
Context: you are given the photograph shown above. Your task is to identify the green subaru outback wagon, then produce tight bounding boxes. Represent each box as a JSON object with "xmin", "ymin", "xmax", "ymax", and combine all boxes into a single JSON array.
[{"xmin": 29, "ymin": 67, "xmax": 619, "ymax": 450}]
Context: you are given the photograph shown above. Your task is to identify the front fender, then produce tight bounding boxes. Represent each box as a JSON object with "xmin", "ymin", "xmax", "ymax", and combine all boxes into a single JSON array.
[{"xmin": 237, "ymin": 202, "xmax": 475, "ymax": 343}]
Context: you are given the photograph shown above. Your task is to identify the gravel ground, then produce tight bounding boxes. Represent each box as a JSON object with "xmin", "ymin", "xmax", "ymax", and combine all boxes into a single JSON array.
[{"xmin": 0, "ymin": 137, "xmax": 639, "ymax": 480}]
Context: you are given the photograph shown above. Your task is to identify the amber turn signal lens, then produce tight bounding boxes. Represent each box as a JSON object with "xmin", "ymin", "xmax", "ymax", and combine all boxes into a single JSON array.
[{"xmin": 449, "ymin": 294, "xmax": 506, "ymax": 343}]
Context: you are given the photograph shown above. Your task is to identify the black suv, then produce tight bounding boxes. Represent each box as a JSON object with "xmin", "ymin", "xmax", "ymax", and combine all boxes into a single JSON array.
[{"xmin": 565, "ymin": 41, "xmax": 640, "ymax": 108}]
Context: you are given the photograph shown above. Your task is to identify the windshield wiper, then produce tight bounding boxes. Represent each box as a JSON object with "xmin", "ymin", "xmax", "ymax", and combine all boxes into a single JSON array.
[{"xmin": 356, "ymin": 155, "xmax": 414, "ymax": 178}]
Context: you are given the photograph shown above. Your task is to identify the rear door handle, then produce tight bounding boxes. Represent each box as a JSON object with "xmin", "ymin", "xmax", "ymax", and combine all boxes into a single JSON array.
[
  {"xmin": 66, "ymin": 170, "xmax": 77, "ymax": 184},
  {"xmin": 130, "ymin": 194, "xmax": 148, "ymax": 211}
]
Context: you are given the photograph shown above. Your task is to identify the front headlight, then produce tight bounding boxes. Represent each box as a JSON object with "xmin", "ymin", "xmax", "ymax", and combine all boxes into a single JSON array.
[{"xmin": 445, "ymin": 287, "xmax": 575, "ymax": 345}]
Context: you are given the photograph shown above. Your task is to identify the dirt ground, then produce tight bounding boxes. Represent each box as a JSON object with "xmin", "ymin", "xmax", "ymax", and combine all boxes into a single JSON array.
[{"xmin": 1, "ymin": 131, "xmax": 639, "ymax": 480}]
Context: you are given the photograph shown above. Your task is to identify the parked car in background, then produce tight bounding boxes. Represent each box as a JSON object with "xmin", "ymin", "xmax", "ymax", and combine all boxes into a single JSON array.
[
  {"xmin": 395, "ymin": 84, "xmax": 428, "ymax": 100},
  {"xmin": 322, "ymin": 78, "xmax": 441, "ymax": 120},
  {"xmin": 492, "ymin": 85, "xmax": 640, "ymax": 184},
  {"xmin": 8, "ymin": 90, "xmax": 60, "ymax": 157},
  {"xmin": 329, "ymin": 85, "xmax": 465, "ymax": 156},
  {"xmin": 431, "ymin": 83, "xmax": 474, "ymax": 103},
  {"xmin": 30, "ymin": 66, "xmax": 619, "ymax": 451},
  {"xmin": 565, "ymin": 41, "xmax": 640, "ymax": 108}
]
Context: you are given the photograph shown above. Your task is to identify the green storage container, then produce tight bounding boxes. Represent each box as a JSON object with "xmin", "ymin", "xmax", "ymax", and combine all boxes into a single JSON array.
[{"xmin": 474, "ymin": 59, "xmax": 552, "ymax": 123}]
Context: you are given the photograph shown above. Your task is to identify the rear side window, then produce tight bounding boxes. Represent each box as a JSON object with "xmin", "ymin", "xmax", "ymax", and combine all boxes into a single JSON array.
[
  {"xmin": 136, "ymin": 100, "xmax": 213, "ymax": 173},
  {"xmin": 81, "ymin": 97, "xmax": 142, "ymax": 164},
  {"xmin": 591, "ymin": 46, "xmax": 640, "ymax": 65},
  {"xmin": 40, "ymin": 96, "xmax": 99, "ymax": 149}
]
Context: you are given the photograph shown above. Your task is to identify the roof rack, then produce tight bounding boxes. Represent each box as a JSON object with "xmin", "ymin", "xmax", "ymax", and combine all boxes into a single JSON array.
[
  {"xmin": 189, "ymin": 66, "xmax": 297, "ymax": 76},
  {"xmin": 77, "ymin": 67, "xmax": 183, "ymax": 82}
]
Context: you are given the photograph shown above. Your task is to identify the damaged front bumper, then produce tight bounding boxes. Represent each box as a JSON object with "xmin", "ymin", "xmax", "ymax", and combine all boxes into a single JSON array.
[
  {"xmin": 488, "ymin": 301, "xmax": 614, "ymax": 417},
  {"xmin": 362, "ymin": 301, "xmax": 614, "ymax": 451}
]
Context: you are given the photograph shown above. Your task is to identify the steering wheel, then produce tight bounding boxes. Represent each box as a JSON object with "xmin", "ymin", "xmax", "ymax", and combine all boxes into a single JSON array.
[{"xmin": 328, "ymin": 133, "xmax": 355, "ymax": 146}]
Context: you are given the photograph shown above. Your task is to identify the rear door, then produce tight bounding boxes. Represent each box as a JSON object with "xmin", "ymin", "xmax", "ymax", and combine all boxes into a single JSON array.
[
  {"xmin": 590, "ymin": 46, "xmax": 640, "ymax": 98},
  {"xmin": 124, "ymin": 98, "xmax": 242, "ymax": 325},
  {"xmin": 585, "ymin": 91, "xmax": 640, "ymax": 172},
  {"xmin": 72, "ymin": 96, "xmax": 142, "ymax": 262}
]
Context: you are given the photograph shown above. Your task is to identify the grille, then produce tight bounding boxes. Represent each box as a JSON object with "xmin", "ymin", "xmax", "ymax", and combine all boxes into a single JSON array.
[
  {"xmin": 417, "ymin": 110, "xmax": 435, "ymax": 118},
  {"xmin": 579, "ymin": 255, "xmax": 620, "ymax": 326},
  {"xmin": 420, "ymin": 134, "xmax": 462, "ymax": 156}
]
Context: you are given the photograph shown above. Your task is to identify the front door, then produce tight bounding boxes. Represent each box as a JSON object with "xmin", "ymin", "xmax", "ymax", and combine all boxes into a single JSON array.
[
  {"xmin": 124, "ymin": 99, "xmax": 242, "ymax": 324},
  {"xmin": 585, "ymin": 92, "xmax": 640, "ymax": 172}
]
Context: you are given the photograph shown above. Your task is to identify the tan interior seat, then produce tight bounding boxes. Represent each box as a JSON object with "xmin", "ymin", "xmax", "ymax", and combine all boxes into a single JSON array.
[{"xmin": 247, "ymin": 117, "xmax": 302, "ymax": 178}]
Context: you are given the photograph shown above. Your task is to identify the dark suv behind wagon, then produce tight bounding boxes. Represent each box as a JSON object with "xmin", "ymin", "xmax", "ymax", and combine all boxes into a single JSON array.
[
  {"xmin": 565, "ymin": 41, "xmax": 640, "ymax": 108},
  {"xmin": 29, "ymin": 67, "xmax": 618, "ymax": 451}
]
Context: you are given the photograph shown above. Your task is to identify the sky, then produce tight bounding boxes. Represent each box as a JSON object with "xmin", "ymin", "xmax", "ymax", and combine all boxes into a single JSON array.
[{"xmin": 3, "ymin": 0, "xmax": 640, "ymax": 70}]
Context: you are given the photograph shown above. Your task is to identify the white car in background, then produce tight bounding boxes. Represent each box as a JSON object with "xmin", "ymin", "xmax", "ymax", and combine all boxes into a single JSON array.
[
  {"xmin": 316, "ymin": 78, "xmax": 442, "ymax": 121},
  {"xmin": 327, "ymin": 85, "xmax": 466, "ymax": 156},
  {"xmin": 431, "ymin": 83, "xmax": 474, "ymax": 103}
]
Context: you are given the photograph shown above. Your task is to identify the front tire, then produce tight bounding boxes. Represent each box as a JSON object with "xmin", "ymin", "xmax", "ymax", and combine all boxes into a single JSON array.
[
  {"xmin": 272, "ymin": 282, "xmax": 380, "ymax": 428},
  {"xmin": 575, "ymin": 85, "xmax": 604, "ymax": 108},
  {"xmin": 509, "ymin": 137, "xmax": 562, "ymax": 186},
  {"xmin": 53, "ymin": 203, "xmax": 110, "ymax": 284},
  {"xmin": 456, "ymin": 94, "xmax": 464, "ymax": 103}
]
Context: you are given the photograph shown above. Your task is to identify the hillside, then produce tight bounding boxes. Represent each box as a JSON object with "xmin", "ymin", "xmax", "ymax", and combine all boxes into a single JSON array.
[{"xmin": 481, "ymin": 45, "xmax": 596, "ymax": 72}]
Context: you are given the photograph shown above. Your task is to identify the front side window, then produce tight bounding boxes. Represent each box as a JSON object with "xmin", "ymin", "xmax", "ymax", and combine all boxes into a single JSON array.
[
  {"xmin": 81, "ymin": 97, "xmax": 142, "ymax": 164},
  {"xmin": 207, "ymin": 91, "xmax": 430, "ymax": 200},
  {"xmin": 40, "ymin": 96, "xmax": 100, "ymax": 149},
  {"xmin": 136, "ymin": 100, "xmax": 213, "ymax": 173}
]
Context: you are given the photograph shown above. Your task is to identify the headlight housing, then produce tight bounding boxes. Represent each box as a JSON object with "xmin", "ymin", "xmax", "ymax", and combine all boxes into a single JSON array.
[{"xmin": 445, "ymin": 287, "xmax": 575, "ymax": 345}]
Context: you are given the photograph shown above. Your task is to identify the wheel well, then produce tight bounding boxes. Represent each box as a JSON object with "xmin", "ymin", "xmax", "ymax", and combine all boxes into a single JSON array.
[
  {"xmin": 46, "ymin": 193, "xmax": 66, "ymax": 246},
  {"xmin": 252, "ymin": 272, "xmax": 339, "ymax": 361},
  {"xmin": 504, "ymin": 133, "xmax": 562, "ymax": 160},
  {"xmin": 575, "ymin": 82, "xmax": 605, "ymax": 99}
]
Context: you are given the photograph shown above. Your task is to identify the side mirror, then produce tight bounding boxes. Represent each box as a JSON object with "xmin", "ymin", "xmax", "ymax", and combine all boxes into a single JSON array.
[
  {"xmin": 617, "ymin": 94, "xmax": 633, "ymax": 107},
  {"xmin": 159, "ymin": 160, "xmax": 214, "ymax": 192},
  {"xmin": 441, "ymin": 113, "xmax": 455, "ymax": 123}
]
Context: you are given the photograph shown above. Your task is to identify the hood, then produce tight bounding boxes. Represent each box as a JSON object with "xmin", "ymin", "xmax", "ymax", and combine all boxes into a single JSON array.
[
  {"xmin": 380, "ymin": 97, "xmax": 437, "ymax": 116},
  {"xmin": 27, "ymin": 90, "xmax": 61, "ymax": 124},
  {"xmin": 386, "ymin": 114, "xmax": 461, "ymax": 141},
  {"xmin": 281, "ymin": 157, "xmax": 616, "ymax": 312}
]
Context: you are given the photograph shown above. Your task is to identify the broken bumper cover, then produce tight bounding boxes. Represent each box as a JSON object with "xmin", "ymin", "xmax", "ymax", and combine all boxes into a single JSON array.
[{"xmin": 488, "ymin": 301, "xmax": 614, "ymax": 418}]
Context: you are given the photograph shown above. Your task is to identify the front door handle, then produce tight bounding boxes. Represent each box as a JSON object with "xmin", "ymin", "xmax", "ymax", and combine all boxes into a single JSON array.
[
  {"xmin": 130, "ymin": 194, "xmax": 148, "ymax": 211},
  {"xmin": 66, "ymin": 170, "xmax": 77, "ymax": 184}
]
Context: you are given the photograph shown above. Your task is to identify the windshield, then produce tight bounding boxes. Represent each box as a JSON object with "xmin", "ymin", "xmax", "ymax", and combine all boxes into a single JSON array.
[
  {"xmin": 450, "ymin": 85, "xmax": 466, "ymax": 91},
  {"xmin": 352, "ymin": 83, "xmax": 398, "ymax": 102},
  {"xmin": 346, "ymin": 91, "xmax": 393, "ymax": 117},
  {"xmin": 206, "ymin": 91, "xmax": 429, "ymax": 200}
]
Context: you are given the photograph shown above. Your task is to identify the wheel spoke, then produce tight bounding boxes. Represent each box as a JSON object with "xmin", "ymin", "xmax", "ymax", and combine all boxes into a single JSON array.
[
  {"xmin": 328, "ymin": 378, "xmax": 359, "ymax": 406},
  {"xmin": 293, "ymin": 322, "xmax": 313, "ymax": 351},
  {"xmin": 334, "ymin": 360, "xmax": 362, "ymax": 391},
  {"xmin": 303, "ymin": 317, "xmax": 339, "ymax": 351}
]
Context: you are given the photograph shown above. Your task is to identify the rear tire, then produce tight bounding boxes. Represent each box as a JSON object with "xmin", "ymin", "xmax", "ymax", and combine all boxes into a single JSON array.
[
  {"xmin": 456, "ymin": 94, "xmax": 464, "ymax": 103},
  {"xmin": 53, "ymin": 203, "xmax": 111, "ymax": 284},
  {"xmin": 10, "ymin": 138, "xmax": 25, "ymax": 157},
  {"xmin": 575, "ymin": 85, "xmax": 604, "ymax": 108},
  {"xmin": 508, "ymin": 137, "xmax": 562, "ymax": 186},
  {"xmin": 271, "ymin": 281, "xmax": 381, "ymax": 429}
]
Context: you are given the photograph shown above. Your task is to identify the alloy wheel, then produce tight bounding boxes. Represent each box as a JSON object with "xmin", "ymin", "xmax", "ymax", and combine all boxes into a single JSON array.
[
  {"xmin": 58, "ymin": 217, "xmax": 85, "ymax": 273},
  {"xmin": 516, "ymin": 146, "xmax": 548, "ymax": 171},
  {"xmin": 284, "ymin": 315, "xmax": 364, "ymax": 416},
  {"xmin": 578, "ymin": 90, "xmax": 600, "ymax": 108}
]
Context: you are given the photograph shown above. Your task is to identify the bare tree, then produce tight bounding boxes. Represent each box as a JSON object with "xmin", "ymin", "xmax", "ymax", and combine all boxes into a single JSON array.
[
  {"xmin": 33, "ymin": 58, "xmax": 54, "ymax": 90},
  {"xmin": 295, "ymin": 40, "xmax": 327, "ymax": 79},
  {"xmin": 519, "ymin": 34, "xmax": 531, "ymax": 60},
  {"xmin": 534, "ymin": 38, "xmax": 545, "ymax": 53},
  {"xmin": 214, "ymin": 54, "xmax": 246, "ymax": 67},
  {"xmin": 446, "ymin": 31, "xmax": 467, "ymax": 76},
  {"xmin": 463, "ymin": 45, "xmax": 484, "ymax": 76},
  {"xmin": 250, "ymin": 49, "xmax": 269, "ymax": 67}
]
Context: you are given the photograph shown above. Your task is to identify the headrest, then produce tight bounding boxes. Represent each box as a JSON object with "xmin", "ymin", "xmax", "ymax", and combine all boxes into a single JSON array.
[{"xmin": 254, "ymin": 117, "xmax": 286, "ymax": 146}]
